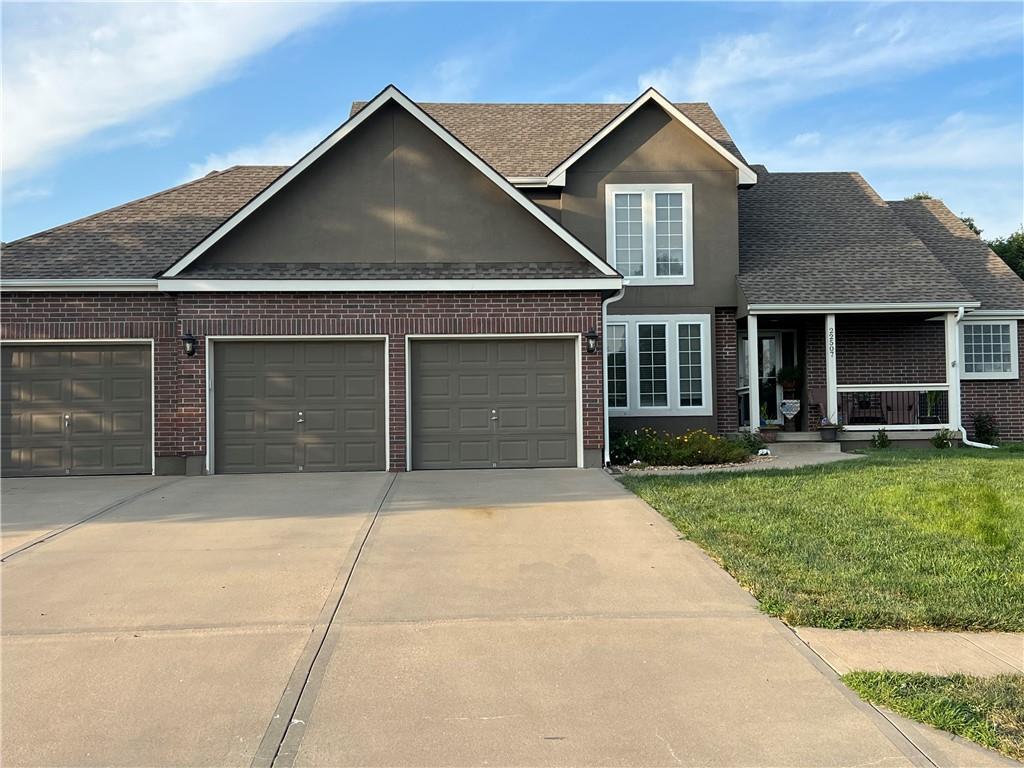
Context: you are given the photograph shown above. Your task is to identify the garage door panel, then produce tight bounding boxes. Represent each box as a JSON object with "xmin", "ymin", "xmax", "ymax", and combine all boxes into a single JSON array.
[
  {"xmin": 111, "ymin": 378, "xmax": 147, "ymax": 400},
  {"xmin": 71, "ymin": 379, "xmax": 104, "ymax": 401},
  {"xmin": 30, "ymin": 413, "xmax": 65, "ymax": 436},
  {"xmin": 213, "ymin": 340, "xmax": 385, "ymax": 474},
  {"xmin": 411, "ymin": 339, "xmax": 577, "ymax": 470},
  {"xmin": 30, "ymin": 380, "xmax": 63, "ymax": 403}
]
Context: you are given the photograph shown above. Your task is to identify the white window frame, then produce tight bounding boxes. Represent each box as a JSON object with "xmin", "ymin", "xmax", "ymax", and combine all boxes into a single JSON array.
[
  {"xmin": 605, "ymin": 183, "xmax": 694, "ymax": 285},
  {"xmin": 959, "ymin": 319, "xmax": 1019, "ymax": 380},
  {"xmin": 606, "ymin": 314, "xmax": 712, "ymax": 416}
]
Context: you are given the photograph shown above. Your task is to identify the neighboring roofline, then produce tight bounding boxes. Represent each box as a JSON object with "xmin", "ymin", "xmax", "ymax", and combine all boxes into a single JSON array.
[
  {"xmin": 747, "ymin": 301, "xmax": 982, "ymax": 315},
  {"xmin": 542, "ymin": 88, "xmax": 757, "ymax": 187},
  {"xmin": 161, "ymin": 85, "xmax": 619, "ymax": 279},
  {"xmin": 0, "ymin": 279, "xmax": 160, "ymax": 292},
  {"xmin": 156, "ymin": 277, "xmax": 622, "ymax": 292}
]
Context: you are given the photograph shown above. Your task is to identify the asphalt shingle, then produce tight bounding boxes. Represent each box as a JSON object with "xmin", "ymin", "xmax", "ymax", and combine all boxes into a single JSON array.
[
  {"xmin": 737, "ymin": 170, "xmax": 975, "ymax": 306},
  {"xmin": 1, "ymin": 167, "xmax": 284, "ymax": 279},
  {"xmin": 351, "ymin": 101, "xmax": 745, "ymax": 178},
  {"xmin": 888, "ymin": 199, "xmax": 1024, "ymax": 311}
]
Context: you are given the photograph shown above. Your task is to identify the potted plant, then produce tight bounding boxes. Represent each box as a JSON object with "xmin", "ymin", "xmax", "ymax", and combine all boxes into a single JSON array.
[
  {"xmin": 778, "ymin": 365, "xmax": 803, "ymax": 395},
  {"xmin": 819, "ymin": 416, "xmax": 840, "ymax": 442},
  {"xmin": 920, "ymin": 391, "xmax": 942, "ymax": 425},
  {"xmin": 759, "ymin": 402, "xmax": 780, "ymax": 442}
]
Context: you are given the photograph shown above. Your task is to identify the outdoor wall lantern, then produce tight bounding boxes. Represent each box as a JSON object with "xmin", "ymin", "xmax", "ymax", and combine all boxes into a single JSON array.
[
  {"xmin": 584, "ymin": 328, "xmax": 600, "ymax": 354},
  {"xmin": 181, "ymin": 333, "xmax": 198, "ymax": 357}
]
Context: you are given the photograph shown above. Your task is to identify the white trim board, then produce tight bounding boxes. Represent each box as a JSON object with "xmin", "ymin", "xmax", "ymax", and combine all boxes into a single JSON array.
[
  {"xmin": 161, "ymin": 85, "xmax": 619, "ymax": 281},
  {"xmin": 748, "ymin": 301, "xmax": 982, "ymax": 315},
  {"xmin": 544, "ymin": 88, "xmax": 757, "ymax": 187},
  {"xmin": 404, "ymin": 333, "xmax": 585, "ymax": 470},
  {"xmin": 1, "ymin": 280, "xmax": 159, "ymax": 292},
  {"xmin": 157, "ymin": 277, "xmax": 620, "ymax": 292},
  {"xmin": 1, "ymin": 338, "xmax": 157, "ymax": 476},
  {"xmin": 204, "ymin": 334, "xmax": 390, "ymax": 475}
]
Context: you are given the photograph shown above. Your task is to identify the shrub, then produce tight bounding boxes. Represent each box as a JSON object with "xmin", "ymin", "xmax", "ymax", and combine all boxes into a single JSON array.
[
  {"xmin": 611, "ymin": 427, "xmax": 750, "ymax": 467},
  {"xmin": 736, "ymin": 430, "xmax": 765, "ymax": 453},
  {"xmin": 870, "ymin": 428, "xmax": 892, "ymax": 449},
  {"xmin": 972, "ymin": 411, "xmax": 1000, "ymax": 445},
  {"xmin": 931, "ymin": 428, "xmax": 956, "ymax": 449}
]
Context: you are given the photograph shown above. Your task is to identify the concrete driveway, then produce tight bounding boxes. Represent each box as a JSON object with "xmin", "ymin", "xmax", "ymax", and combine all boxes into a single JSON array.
[{"xmin": 1, "ymin": 470, "xmax": 1008, "ymax": 767}]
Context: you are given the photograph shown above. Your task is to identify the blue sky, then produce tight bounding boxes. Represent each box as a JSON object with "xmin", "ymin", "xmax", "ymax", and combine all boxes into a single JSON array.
[{"xmin": 3, "ymin": 1, "xmax": 1022, "ymax": 242}]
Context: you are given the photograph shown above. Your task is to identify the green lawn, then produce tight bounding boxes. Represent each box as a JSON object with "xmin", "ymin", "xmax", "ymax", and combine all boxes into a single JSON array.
[
  {"xmin": 621, "ymin": 449, "xmax": 1024, "ymax": 630},
  {"xmin": 842, "ymin": 671, "xmax": 1024, "ymax": 760}
]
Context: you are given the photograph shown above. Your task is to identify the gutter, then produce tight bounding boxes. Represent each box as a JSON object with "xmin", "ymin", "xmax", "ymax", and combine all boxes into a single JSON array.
[
  {"xmin": 602, "ymin": 284, "xmax": 627, "ymax": 466},
  {"xmin": 952, "ymin": 305, "xmax": 997, "ymax": 449},
  {"xmin": 0, "ymin": 279, "xmax": 159, "ymax": 292}
]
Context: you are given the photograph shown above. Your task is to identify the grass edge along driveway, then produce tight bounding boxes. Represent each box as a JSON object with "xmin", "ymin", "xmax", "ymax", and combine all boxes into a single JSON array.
[
  {"xmin": 842, "ymin": 671, "xmax": 1024, "ymax": 761},
  {"xmin": 621, "ymin": 449, "xmax": 1024, "ymax": 631}
]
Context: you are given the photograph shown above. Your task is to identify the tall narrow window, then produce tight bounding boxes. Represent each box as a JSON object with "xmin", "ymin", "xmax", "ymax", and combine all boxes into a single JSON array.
[
  {"xmin": 677, "ymin": 323, "xmax": 703, "ymax": 407},
  {"xmin": 655, "ymin": 192, "xmax": 685, "ymax": 276},
  {"xmin": 613, "ymin": 193, "xmax": 644, "ymax": 277},
  {"xmin": 638, "ymin": 324, "xmax": 668, "ymax": 407},
  {"xmin": 606, "ymin": 324, "xmax": 628, "ymax": 408}
]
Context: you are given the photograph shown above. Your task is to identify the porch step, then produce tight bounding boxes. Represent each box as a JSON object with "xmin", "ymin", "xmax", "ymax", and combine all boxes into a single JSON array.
[
  {"xmin": 764, "ymin": 440, "xmax": 843, "ymax": 455},
  {"xmin": 774, "ymin": 431, "xmax": 822, "ymax": 442}
]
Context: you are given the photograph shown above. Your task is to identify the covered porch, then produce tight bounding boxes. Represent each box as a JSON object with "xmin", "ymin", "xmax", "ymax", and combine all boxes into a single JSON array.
[{"xmin": 736, "ymin": 308, "xmax": 965, "ymax": 440}]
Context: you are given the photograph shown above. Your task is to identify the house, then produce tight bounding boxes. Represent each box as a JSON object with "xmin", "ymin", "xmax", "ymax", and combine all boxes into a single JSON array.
[{"xmin": 2, "ymin": 85, "xmax": 1021, "ymax": 477}]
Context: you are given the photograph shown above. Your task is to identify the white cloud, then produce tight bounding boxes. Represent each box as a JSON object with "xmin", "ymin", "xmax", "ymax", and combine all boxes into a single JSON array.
[
  {"xmin": 182, "ymin": 125, "xmax": 331, "ymax": 182},
  {"xmin": 639, "ymin": 7, "xmax": 1021, "ymax": 112},
  {"xmin": 4, "ymin": 185, "xmax": 53, "ymax": 206},
  {"xmin": 747, "ymin": 113, "xmax": 1023, "ymax": 238},
  {"xmin": 1, "ymin": 2, "xmax": 336, "ymax": 175}
]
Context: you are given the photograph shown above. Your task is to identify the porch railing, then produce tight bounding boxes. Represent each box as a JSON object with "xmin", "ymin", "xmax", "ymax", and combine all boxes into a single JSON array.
[{"xmin": 836, "ymin": 384, "xmax": 950, "ymax": 430}]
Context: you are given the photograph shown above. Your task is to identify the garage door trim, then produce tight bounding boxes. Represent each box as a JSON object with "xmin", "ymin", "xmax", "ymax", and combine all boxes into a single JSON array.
[
  {"xmin": 205, "ymin": 335, "xmax": 390, "ymax": 474},
  {"xmin": 405, "ymin": 333, "xmax": 584, "ymax": 470},
  {"xmin": 2, "ymin": 338, "xmax": 156, "ymax": 476}
]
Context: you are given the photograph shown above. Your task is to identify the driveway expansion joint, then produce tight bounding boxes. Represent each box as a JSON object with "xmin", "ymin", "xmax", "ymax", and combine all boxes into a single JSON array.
[
  {"xmin": 251, "ymin": 472, "xmax": 399, "ymax": 768},
  {"xmin": 1, "ymin": 477, "xmax": 184, "ymax": 563}
]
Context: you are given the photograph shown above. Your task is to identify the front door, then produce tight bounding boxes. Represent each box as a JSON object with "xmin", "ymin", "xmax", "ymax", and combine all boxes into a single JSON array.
[{"xmin": 738, "ymin": 332, "xmax": 784, "ymax": 427}]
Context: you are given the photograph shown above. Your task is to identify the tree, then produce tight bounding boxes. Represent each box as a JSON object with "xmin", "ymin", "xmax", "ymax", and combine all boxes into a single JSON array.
[
  {"xmin": 906, "ymin": 192, "xmax": 933, "ymax": 200},
  {"xmin": 959, "ymin": 216, "xmax": 982, "ymax": 236},
  {"xmin": 987, "ymin": 229, "xmax": 1024, "ymax": 279}
]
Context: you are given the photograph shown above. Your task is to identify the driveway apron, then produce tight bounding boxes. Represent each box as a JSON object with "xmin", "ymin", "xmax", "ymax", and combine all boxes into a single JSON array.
[{"xmin": 1, "ymin": 472, "xmax": 392, "ymax": 767}]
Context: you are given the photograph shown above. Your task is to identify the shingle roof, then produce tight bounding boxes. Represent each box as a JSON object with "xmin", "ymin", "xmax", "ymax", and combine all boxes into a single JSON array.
[
  {"xmin": 888, "ymin": 199, "xmax": 1024, "ymax": 311},
  {"xmin": 176, "ymin": 261, "xmax": 603, "ymax": 280},
  {"xmin": 1, "ymin": 167, "xmax": 284, "ymax": 279},
  {"xmin": 351, "ymin": 101, "xmax": 745, "ymax": 178},
  {"xmin": 737, "ymin": 170, "xmax": 975, "ymax": 306}
]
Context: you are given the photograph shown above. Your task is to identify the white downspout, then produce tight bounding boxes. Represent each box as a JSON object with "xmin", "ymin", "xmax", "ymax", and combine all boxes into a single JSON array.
[
  {"xmin": 952, "ymin": 306, "xmax": 997, "ymax": 449},
  {"xmin": 602, "ymin": 285, "xmax": 626, "ymax": 466}
]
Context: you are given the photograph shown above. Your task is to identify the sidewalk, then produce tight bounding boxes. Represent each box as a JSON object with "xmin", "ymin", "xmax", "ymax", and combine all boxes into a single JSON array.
[{"xmin": 796, "ymin": 628, "xmax": 1024, "ymax": 676}]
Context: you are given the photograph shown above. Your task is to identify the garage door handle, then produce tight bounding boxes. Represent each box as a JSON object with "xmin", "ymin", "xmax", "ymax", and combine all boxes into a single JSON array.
[
  {"xmin": 297, "ymin": 411, "xmax": 305, "ymax": 424},
  {"xmin": 490, "ymin": 409, "xmax": 498, "ymax": 421}
]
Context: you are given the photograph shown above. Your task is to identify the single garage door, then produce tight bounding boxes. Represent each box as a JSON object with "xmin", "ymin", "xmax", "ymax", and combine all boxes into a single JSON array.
[
  {"xmin": 410, "ymin": 338, "xmax": 578, "ymax": 469},
  {"xmin": 213, "ymin": 340, "xmax": 385, "ymax": 474},
  {"xmin": 1, "ymin": 343, "xmax": 152, "ymax": 477}
]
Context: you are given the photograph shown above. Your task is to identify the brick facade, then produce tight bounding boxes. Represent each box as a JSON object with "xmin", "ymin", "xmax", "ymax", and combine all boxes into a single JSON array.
[
  {"xmin": 961, "ymin": 322, "xmax": 1024, "ymax": 442},
  {"xmin": 1, "ymin": 290, "xmax": 606, "ymax": 472},
  {"xmin": 835, "ymin": 314, "xmax": 945, "ymax": 385},
  {"xmin": 714, "ymin": 308, "xmax": 738, "ymax": 433}
]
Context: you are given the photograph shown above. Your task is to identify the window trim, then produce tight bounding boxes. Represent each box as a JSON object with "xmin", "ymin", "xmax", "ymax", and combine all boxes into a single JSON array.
[
  {"xmin": 605, "ymin": 184, "xmax": 694, "ymax": 286},
  {"xmin": 960, "ymin": 319, "xmax": 1019, "ymax": 380},
  {"xmin": 606, "ymin": 313, "xmax": 712, "ymax": 416}
]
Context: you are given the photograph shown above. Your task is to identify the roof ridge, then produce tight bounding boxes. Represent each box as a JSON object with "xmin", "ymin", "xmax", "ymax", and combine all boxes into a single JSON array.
[{"xmin": 3, "ymin": 167, "xmax": 249, "ymax": 247}]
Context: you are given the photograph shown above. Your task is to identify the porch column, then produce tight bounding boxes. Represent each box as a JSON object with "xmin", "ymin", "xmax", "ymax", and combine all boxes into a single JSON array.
[
  {"xmin": 746, "ymin": 313, "xmax": 760, "ymax": 432},
  {"xmin": 825, "ymin": 313, "xmax": 838, "ymax": 424},
  {"xmin": 945, "ymin": 311, "xmax": 961, "ymax": 431}
]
